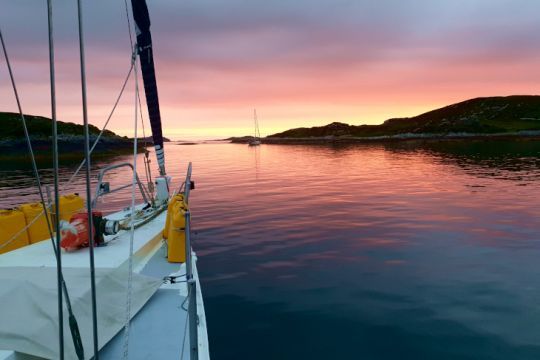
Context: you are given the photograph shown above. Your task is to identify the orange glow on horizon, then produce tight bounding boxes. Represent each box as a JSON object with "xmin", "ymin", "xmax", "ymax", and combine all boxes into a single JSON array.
[{"xmin": 112, "ymin": 103, "xmax": 448, "ymax": 139}]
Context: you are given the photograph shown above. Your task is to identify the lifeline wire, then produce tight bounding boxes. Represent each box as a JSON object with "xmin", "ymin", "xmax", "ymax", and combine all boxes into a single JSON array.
[
  {"xmin": 1, "ymin": 1, "xmax": 139, "ymax": 252},
  {"xmin": 0, "ymin": 25, "xmax": 84, "ymax": 360},
  {"xmin": 65, "ymin": 62, "xmax": 134, "ymax": 187},
  {"xmin": 0, "ymin": 59, "xmax": 135, "ymax": 252},
  {"xmin": 121, "ymin": 44, "xmax": 140, "ymax": 360}
]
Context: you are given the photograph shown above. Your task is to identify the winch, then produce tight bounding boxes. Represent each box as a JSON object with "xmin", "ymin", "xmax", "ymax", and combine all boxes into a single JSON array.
[{"xmin": 60, "ymin": 211, "xmax": 119, "ymax": 251}]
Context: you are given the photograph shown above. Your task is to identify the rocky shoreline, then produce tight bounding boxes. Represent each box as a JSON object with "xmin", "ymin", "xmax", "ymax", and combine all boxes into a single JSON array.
[
  {"xmin": 230, "ymin": 130, "xmax": 540, "ymax": 145},
  {"xmin": 0, "ymin": 134, "xmax": 141, "ymax": 161},
  {"xmin": 0, "ymin": 112, "xmax": 165, "ymax": 161}
]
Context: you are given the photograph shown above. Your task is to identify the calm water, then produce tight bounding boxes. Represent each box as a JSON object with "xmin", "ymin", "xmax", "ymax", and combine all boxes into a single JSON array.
[{"xmin": 2, "ymin": 139, "xmax": 540, "ymax": 359}]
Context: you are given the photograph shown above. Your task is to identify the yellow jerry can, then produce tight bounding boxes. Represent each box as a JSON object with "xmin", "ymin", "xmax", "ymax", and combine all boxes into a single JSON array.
[
  {"xmin": 0, "ymin": 209, "xmax": 30, "ymax": 254},
  {"xmin": 19, "ymin": 202, "xmax": 52, "ymax": 244},
  {"xmin": 165, "ymin": 194, "xmax": 187, "ymax": 263},
  {"xmin": 53, "ymin": 194, "xmax": 84, "ymax": 222}
]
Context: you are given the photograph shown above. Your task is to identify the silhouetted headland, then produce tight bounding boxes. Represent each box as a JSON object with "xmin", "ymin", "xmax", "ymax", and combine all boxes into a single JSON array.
[
  {"xmin": 230, "ymin": 96, "xmax": 540, "ymax": 144},
  {"xmin": 0, "ymin": 112, "xmax": 169, "ymax": 161}
]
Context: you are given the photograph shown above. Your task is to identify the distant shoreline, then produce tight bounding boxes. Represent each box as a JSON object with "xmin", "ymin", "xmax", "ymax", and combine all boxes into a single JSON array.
[
  {"xmin": 0, "ymin": 136, "xmax": 147, "ymax": 163},
  {"xmin": 232, "ymin": 96, "xmax": 540, "ymax": 144},
  {"xmin": 229, "ymin": 131, "xmax": 540, "ymax": 145},
  {"xmin": 0, "ymin": 111, "xmax": 170, "ymax": 162}
]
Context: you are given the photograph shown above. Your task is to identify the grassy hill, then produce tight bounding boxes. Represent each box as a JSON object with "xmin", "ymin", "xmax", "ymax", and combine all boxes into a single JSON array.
[
  {"xmin": 0, "ymin": 112, "xmax": 119, "ymax": 139},
  {"xmin": 0, "ymin": 112, "xmax": 135, "ymax": 160},
  {"xmin": 268, "ymin": 96, "xmax": 540, "ymax": 139}
]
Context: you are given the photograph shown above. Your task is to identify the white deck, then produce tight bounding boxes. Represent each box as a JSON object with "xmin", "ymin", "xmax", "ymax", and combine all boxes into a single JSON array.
[
  {"xmin": 0, "ymin": 206, "xmax": 210, "ymax": 360},
  {"xmin": 0, "ymin": 207, "xmax": 167, "ymax": 270}
]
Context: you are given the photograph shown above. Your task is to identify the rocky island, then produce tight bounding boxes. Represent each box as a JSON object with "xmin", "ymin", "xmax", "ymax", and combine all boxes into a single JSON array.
[
  {"xmin": 231, "ymin": 96, "xmax": 540, "ymax": 144},
  {"xmin": 0, "ymin": 112, "xmax": 167, "ymax": 161}
]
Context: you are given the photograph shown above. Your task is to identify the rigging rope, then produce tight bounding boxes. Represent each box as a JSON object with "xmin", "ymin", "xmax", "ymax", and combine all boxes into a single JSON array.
[
  {"xmin": 0, "ymin": 56, "xmax": 135, "ymax": 252},
  {"xmin": 66, "ymin": 61, "xmax": 134, "ymax": 187},
  {"xmin": 0, "ymin": 30, "xmax": 55, "ymax": 260},
  {"xmin": 121, "ymin": 2, "xmax": 140, "ymax": 356},
  {"xmin": 123, "ymin": 0, "xmax": 134, "ymax": 49},
  {"xmin": 2, "ymin": 2, "xmax": 158, "ymax": 356},
  {"xmin": 124, "ymin": 0, "xmax": 153, "ymax": 195},
  {"xmin": 138, "ymin": 90, "xmax": 148, "ymax": 148},
  {"xmin": 2, "ymin": 1, "xmax": 158, "ymax": 357},
  {"xmin": 121, "ymin": 42, "xmax": 140, "ymax": 360},
  {"xmin": 2, "ymin": 0, "xmax": 150, "ymax": 254},
  {"xmin": 0, "ymin": 25, "xmax": 84, "ymax": 360},
  {"xmin": 138, "ymin": 89, "xmax": 155, "ymax": 195}
]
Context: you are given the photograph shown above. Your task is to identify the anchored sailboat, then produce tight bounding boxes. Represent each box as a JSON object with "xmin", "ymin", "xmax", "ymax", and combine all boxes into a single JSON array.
[
  {"xmin": 248, "ymin": 109, "xmax": 261, "ymax": 146},
  {"xmin": 0, "ymin": 1, "xmax": 209, "ymax": 359}
]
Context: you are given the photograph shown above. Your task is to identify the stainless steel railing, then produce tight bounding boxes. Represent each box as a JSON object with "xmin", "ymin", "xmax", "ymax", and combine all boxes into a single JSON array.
[
  {"xmin": 185, "ymin": 210, "xmax": 198, "ymax": 360},
  {"xmin": 91, "ymin": 162, "xmax": 150, "ymax": 208},
  {"xmin": 183, "ymin": 162, "xmax": 198, "ymax": 360}
]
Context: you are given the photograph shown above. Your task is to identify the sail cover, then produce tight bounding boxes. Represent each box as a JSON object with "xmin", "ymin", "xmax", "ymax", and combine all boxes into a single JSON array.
[
  {"xmin": 0, "ymin": 266, "xmax": 161, "ymax": 359},
  {"xmin": 131, "ymin": 0, "xmax": 166, "ymax": 176}
]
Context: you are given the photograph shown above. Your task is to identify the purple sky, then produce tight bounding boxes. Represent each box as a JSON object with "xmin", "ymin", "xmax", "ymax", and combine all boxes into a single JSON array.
[{"xmin": 1, "ymin": 0, "xmax": 540, "ymax": 139}]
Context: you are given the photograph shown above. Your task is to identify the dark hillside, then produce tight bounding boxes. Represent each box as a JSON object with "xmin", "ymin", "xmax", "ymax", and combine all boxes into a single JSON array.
[
  {"xmin": 268, "ymin": 96, "xmax": 540, "ymax": 138},
  {"xmin": 0, "ymin": 112, "xmax": 118, "ymax": 139},
  {"xmin": 0, "ymin": 112, "xmax": 135, "ymax": 160}
]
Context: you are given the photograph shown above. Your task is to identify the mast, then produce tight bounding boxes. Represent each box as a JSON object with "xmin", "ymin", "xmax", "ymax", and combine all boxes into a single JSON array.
[
  {"xmin": 130, "ymin": 0, "xmax": 166, "ymax": 176},
  {"xmin": 254, "ymin": 109, "xmax": 261, "ymax": 140},
  {"xmin": 254, "ymin": 109, "xmax": 259, "ymax": 140}
]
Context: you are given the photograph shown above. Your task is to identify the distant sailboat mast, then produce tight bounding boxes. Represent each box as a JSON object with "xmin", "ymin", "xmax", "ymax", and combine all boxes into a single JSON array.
[
  {"xmin": 254, "ymin": 108, "xmax": 260, "ymax": 140},
  {"xmin": 249, "ymin": 109, "xmax": 261, "ymax": 146}
]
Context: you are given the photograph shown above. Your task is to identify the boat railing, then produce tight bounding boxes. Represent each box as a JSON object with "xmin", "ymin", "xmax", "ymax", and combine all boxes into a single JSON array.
[
  {"xmin": 185, "ymin": 209, "xmax": 198, "ymax": 360},
  {"xmin": 179, "ymin": 162, "xmax": 198, "ymax": 359},
  {"xmin": 91, "ymin": 162, "xmax": 150, "ymax": 208}
]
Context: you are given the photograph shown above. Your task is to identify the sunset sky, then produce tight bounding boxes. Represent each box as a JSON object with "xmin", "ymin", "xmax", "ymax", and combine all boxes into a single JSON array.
[{"xmin": 1, "ymin": 1, "xmax": 540, "ymax": 139}]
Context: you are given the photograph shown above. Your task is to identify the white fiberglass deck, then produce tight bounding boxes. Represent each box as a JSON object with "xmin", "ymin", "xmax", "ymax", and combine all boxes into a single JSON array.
[
  {"xmin": 100, "ymin": 244, "xmax": 210, "ymax": 359},
  {"xmin": 0, "ymin": 206, "xmax": 209, "ymax": 360}
]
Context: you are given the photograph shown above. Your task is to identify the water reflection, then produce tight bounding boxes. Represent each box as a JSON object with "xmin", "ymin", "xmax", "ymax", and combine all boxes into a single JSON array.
[
  {"xmin": 382, "ymin": 139, "xmax": 540, "ymax": 183},
  {"xmin": 2, "ymin": 140, "xmax": 540, "ymax": 359}
]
